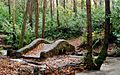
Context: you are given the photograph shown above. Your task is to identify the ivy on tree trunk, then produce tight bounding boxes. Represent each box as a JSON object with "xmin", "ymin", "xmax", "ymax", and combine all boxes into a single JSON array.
[
  {"xmin": 84, "ymin": 0, "xmax": 95, "ymax": 70},
  {"xmin": 95, "ymin": 0, "xmax": 110, "ymax": 70},
  {"xmin": 84, "ymin": 0, "xmax": 111, "ymax": 70}
]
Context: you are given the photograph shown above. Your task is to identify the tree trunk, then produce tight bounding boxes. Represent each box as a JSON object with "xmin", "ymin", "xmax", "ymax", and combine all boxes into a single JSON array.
[
  {"xmin": 81, "ymin": 0, "xmax": 84, "ymax": 10},
  {"xmin": 8, "ymin": 0, "xmax": 11, "ymax": 19},
  {"xmin": 50, "ymin": 0, "xmax": 53, "ymax": 25},
  {"xmin": 52, "ymin": 0, "xmax": 55, "ymax": 15},
  {"xmin": 12, "ymin": 0, "xmax": 16, "ymax": 46},
  {"xmin": 19, "ymin": 0, "xmax": 30, "ymax": 48},
  {"xmin": 84, "ymin": 0, "xmax": 94, "ymax": 70},
  {"xmin": 95, "ymin": 0, "xmax": 110, "ymax": 70},
  {"xmin": 35, "ymin": 0, "xmax": 39, "ymax": 39},
  {"xmin": 73, "ymin": 0, "xmax": 77, "ymax": 16},
  {"xmin": 99, "ymin": 0, "xmax": 104, "ymax": 6},
  {"xmin": 29, "ymin": 0, "xmax": 33, "ymax": 28},
  {"xmin": 63, "ymin": 0, "xmax": 65, "ymax": 9},
  {"xmin": 42, "ymin": 0, "xmax": 47, "ymax": 38},
  {"xmin": 56, "ymin": 0, "xmax": 60, "ymax": 27},
  {"xmin": 93, "ymin": 0, "xmax": 97, "ymax": 8}
]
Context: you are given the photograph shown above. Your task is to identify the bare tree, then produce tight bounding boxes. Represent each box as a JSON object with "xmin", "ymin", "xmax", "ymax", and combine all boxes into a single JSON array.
[
  {"xmin": 81, "ymin": 0, "xmax": 84, "ymax": 10},
  {"xmin": 73, "ymin": 0, "xmax": 77, "ymax": 16},
  {"xmin": 93, "ymin": 0, "xmax": 97, "ymax": 8},
  {"xmin": 50, "ymin": 0, "xmax": 53, "ymax": 24},
  {"xmin": 63, "ymin": 0, "xmax": 65, "ymax": 9},
  {"xmin": 84, "ymin": 0, "xmax": 94, "ymax": 70},
  {"xmin": 52, "ymin": 0, "xmax": 55, "ymax": 15},
  {"xmin": 11, "ymin": 0, "xmax": 16, "ymax": 46},
  {"xmin": 29, "ymin": 0, "xmax": 33, "ymax": 28},
  {"xmin": 56, "ymin": 0, "xmax": 60, "ymax": 27},
  {"xmin": 8, "ymin": 0, "xmax": 11, "ymax": 19},
  {"xmin": 19, "ymin": 0, "xmax": 30, "ymax": 48},
  {"xmin": 95, "ymin": 0, "xmax": 111, "ymax": 70},
  {"xmin": 99, "ymin": 0, "xmax": 104, "ymax": 6},
  {"xmin": 35, "ymin": 0, "xmax": 39, "ymax": 39},
  {"xmin": 42, "ymin": 0, "xmax": 47, "ymax": 38},
  {"xmin": 84, "ymin": 0, "xmax": 111, "ymax": 70}
]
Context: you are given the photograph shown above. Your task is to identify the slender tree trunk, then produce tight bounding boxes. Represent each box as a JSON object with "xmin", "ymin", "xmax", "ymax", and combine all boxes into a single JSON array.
[
  {"xmin": 52, "ymin": 0, "xmax": 55, "ymax": 15},
  {"xmin": 8, "ymin": 0, "xmax": 11, "ymax": 19},
  {"xmin": 12, "ymin": 0, "xmax": 16, "ymax": 32},
  {"xmin": 29, "ymin": 0, "xmax": 33, "ymax": 28},
  {"xmin": 63, "ymin": 0, "xmax": 65, "ymax": 9},
  {"xmin": 84, "ymin": 0, "xmax": 94, "ymax": 70},
  {"xmin": 50, "ymin": 0, "xmax": 53, "ymax": 24},
  {"xmin": 39, "ymin": 0, "xmax": 43, "ymax": 7},
  {"xmin": 12, "ymin": 0, "xmax": 16, "ymax": 46},
  {"xmin": 56, "ymin": 0, "xmax": 60, "ymax": 27},
  {"xmin": 35, "ymin": 0, "xmax": 39, "ymax": 39},
  {"xmin": 99, "ymin": 0, "xmax": 104, "ymax": 6},
  {"xmin": 42, "ymin": 0, "xmax": 47, "ymax": 38},
  {"xmin": 95, "ymin": 0, "xmax": 110, "ymax": 70},
  {"xmin": 73, "ymin": 0, "xmax": 77, "ymax": 16},
  {"xmin": 81, "ymin": 0, "xmax": 84, "ymax": 10},
  {"xmin": 19, "ymin": 0, "xmax": 30, "ymax": 48},
  {"xmin": 93, "ymin": 0, "xmax": 97, "ymax": 8},
  {"xmin": 66, "ymin": 0, "xmax": 68, "ymax": 7}
]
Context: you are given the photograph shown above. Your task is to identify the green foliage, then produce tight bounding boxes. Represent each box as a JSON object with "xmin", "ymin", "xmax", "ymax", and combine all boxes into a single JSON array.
[
  {"xmin": 111, "ymin": 1, "xmax": 120, "ymax": 44},
  {"xmin": 116, "ymin": 48, "xmax": 120, "ymax": 56},
  {"xmin": 92, "ymin": 7, "xmax": 105, "ymax": 32},
  {"xmin": 0, "ymin": 1, "xmax": 86, "ymax": 48},
  {"xmin": 0, "ymin": 2, "xmax": 9, "ymax": 31},
  {"xmin": 0, "ymin": 0, "xmax": 120, "ymax": 49}
]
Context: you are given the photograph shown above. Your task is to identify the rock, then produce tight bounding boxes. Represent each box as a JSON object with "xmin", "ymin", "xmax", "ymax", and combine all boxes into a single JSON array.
[
  {"xmin": 40, "ymin": 39, "xmax": 75, "ymax": 58},
  {"xmin": 33, "ymin": 67, "xmax": 40, "ymax": 75},
  {"xmin": 75, "ymin": 50, "xmax": 88, "ymax": 56},
  {"xmin": 13, "ymin": 39, "xmax": 75, "ymax": 58},
  {"xmin": 0, "ymin": 35, "xmax": 7, "ymax": 45},
  {"xmin": 13, "ymin": 38, "xmax": 52, "ymax": 58},
  {"xmin": 115, "ymin": 48, "xmax": 120, "ymax": 57},
  {"xmin": 0, "ymin": 50, "xmax": 7, "ymax": 55},
  {"xmin": 107, "ymin": 44, "xmax": 117, "ymax": 57},
  {"xmin": 0, "ymin": 45, "xmax": 12, "ymax": 49},
  {"xmin": 107, "ymin": 49, "xmax": 116, "ymax": 57},
  {"xmin": 10, "ymin": 59, "xmax": 27, "ymax": 64}
]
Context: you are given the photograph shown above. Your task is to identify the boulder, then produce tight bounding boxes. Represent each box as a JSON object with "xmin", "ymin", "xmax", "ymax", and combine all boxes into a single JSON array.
[
  {"xmin": 40, "ymin": 39, "xmax": 75, "ymax": 58},
  {"xmin": 12, "ymin": 38, "xmax": 52, "ymax": 58},
  {"xmin": 13, "ymin": 39, "xmax": 75, "ymax": 58}
]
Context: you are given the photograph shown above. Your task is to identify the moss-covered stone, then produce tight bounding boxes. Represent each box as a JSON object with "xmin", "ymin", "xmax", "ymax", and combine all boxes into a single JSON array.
[
  {"xmin": 40, "ymin": 39, "xmax": 75, "ymax": 58},
  {"xmin": 12, "ymin": 38, "xmax": 52, "ymax": 58},
  {"xmin": 12, "ymin": 39, "xmax": 75, "ymax": 58}
]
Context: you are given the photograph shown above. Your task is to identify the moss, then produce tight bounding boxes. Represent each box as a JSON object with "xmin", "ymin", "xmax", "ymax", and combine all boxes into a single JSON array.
[
  {"xmin": 0, "ymin": 47, "xmax": 3, "ymax": 50},
  {"xmin": 116, "ymin": 48, "xmax": 120, "ymax": 56},
  {"xmin": 94, "ymin": 47, "xmax": 107, "ymax": 70},
  {"xmin": 83, "ymin": 52, "xmax": 95, "ymax": 70}
]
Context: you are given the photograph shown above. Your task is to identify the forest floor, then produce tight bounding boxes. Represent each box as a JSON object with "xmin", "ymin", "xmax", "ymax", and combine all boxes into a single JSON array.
[
  {"xmin": 0, "ymin": 55, "xmax": 120, "ymax": 75},
  {"xmin": 0, "ymin": 37, "xmax": 120, "ymax": 75}
]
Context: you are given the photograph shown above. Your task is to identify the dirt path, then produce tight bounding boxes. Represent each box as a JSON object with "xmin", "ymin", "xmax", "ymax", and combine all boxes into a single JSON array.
[{"xmin": 67, "ymin": 37, "xmax": 80, "ymax": 48}]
